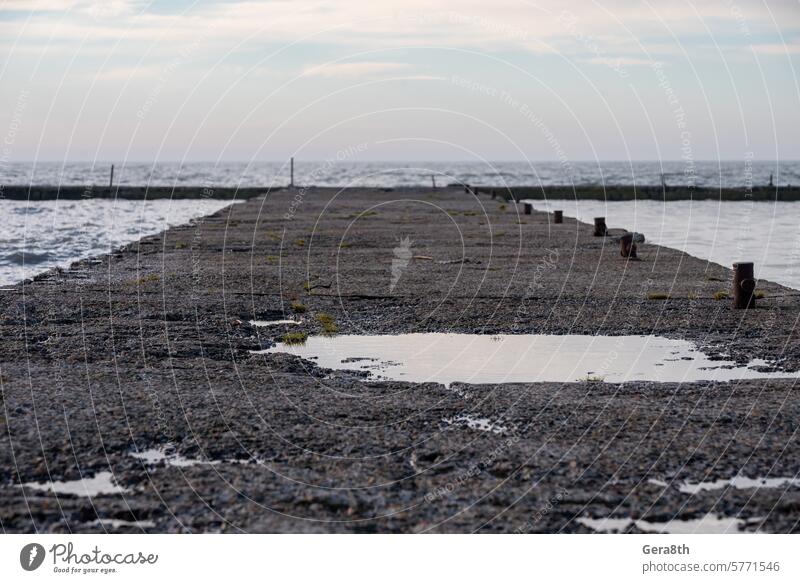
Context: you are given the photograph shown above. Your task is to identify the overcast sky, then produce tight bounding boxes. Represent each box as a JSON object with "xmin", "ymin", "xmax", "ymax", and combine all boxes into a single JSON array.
[{"xmin": 1, "ymin": 0, "xmax": 799, "ymax": 163}]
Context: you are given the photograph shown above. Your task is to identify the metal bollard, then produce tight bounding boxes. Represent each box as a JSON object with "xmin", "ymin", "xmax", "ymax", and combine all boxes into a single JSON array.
[
  {"xmin": 593, "ymin": 217, "xmax": 607, "ymax": 236},
  {"xmin": 523, "ymin": 203, "xmax": 532, "ymax": 215},
  {"xmin": 553, "ymin": 210, "xmax": 563, "ymax": 224},
  {"xmin": 732, "ymin": 262, "xmax": 756, "ymax": 309},
  {"xmin": 619, "ymin": 233, "xmax": 637, "ymax": 258}
]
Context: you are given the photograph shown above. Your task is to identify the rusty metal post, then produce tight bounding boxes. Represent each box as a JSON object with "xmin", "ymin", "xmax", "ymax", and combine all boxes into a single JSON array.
[
  {"xmin": 523, "ymin": 203, "xmax": 532, "ymax": 215},
  {"xmin": 619, "ymin": 233, "xmax": 637, "ymax": 258},
  {"xmin": 733, "ymin": 262, "xmax": 756, "ymax": 309},
  {"xmin": 553, "ymin": 210, "xmax": 563, "ymax": 224},
  {"xmin": 593, "ymin": 217, "xmax": 607, "ymax": 236}
]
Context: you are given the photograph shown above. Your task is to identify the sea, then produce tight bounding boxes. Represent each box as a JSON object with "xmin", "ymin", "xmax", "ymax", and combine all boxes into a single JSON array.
[
  {"xmin": 2, "ymin": 160, "xmax": 799, "ymax": 288},
  {"xmin": 527, "ymin": 199, "xmax": 800, "ymax": 290}
]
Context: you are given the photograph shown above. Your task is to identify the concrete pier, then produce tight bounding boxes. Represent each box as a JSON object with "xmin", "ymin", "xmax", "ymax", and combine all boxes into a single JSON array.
[{"xmin": 1, "ymin": 186, "xmax": 799, "ymax": 533}]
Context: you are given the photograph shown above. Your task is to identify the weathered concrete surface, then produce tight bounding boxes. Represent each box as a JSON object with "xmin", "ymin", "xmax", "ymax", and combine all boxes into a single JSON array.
[
  {"xmin": 3, "ymin": 183, "xmax": 800, "ymax": 200},
  {"xmin": 1, "ymin": 187, "xmax": 799, "ymax": 533}
]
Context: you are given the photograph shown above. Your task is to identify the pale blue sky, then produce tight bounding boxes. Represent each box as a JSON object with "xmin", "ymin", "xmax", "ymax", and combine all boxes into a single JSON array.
[{"xmin": 1, "ymin": 0, "xmax": 798, "ymax": 162}]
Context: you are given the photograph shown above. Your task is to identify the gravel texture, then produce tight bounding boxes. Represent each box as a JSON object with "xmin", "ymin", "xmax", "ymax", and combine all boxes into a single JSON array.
[{"xmin": 1, "ymin": 186, "xmax": 799, "ymax": 533}]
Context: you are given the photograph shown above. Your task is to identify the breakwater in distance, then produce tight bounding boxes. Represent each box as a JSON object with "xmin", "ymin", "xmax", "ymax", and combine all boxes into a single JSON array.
[
  {"xmin": 5, "ymin": 186, "xmax": 800, "ymax": 533},
  {"xmin": 0, "ymin": 185, "xmax": 270, "ymax": 200},
  {"xmin": 2, "ymin": 184, "xmax": 800, "ymax": 201}
]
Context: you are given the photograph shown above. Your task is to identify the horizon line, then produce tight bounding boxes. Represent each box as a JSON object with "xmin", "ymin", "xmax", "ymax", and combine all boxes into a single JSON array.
[{"xmin": 6, "ymin": 159, "xmax": 800, "ymax": 165}]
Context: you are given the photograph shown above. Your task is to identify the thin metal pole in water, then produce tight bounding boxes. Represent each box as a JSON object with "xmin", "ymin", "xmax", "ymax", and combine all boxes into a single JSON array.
[
  {"xmin": 290, "ymin": 157, "xmax": 294, "ymax": 188},
  {"xmin": 109, "ymin": 164, "xmax": 114, "ymax": 188},
  {"xmin": 619, "ymin": 233, "xmax": 637, "ymax": 259},
  {"xmin": 733, "ymin": 262, "xmax": 756, "ymax": 309}
]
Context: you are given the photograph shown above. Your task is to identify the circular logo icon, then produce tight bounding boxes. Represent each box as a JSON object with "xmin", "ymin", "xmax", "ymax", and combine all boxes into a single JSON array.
[{"xmin": 20, "ymin": 543, "xmax": 46, "ymax": 571}]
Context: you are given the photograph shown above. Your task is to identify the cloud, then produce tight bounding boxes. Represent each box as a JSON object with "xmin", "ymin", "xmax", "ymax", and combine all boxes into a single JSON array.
[
  {"xmin": 302, "ymin": 61, "xmax": 412, "ymax": 78},
  {"xmin": 0, "ymin": 0, "xmax": 79, "ymax": 10},
  {"xmin": 2, "ymin": 0, "xmax": 799, "ymax": 74},
  {"xmin": 94, "ymin": 64, "xmax": 163, "ymax": 80},
  {"xmin": 0, "ymin": 0, "xmax": 140, "ymax": 15},
  {"xmin": 388, "ymin": 75, "xmax": 447, "ymax": 81}
]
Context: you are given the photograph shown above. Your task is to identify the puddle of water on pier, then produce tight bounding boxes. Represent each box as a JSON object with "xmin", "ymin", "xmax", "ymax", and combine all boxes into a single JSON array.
[
  {"xmin": 131, "ymin": 447, "xmax": 220, "ymax": 468},
  {"xmin": 443, "ymin": 414, "xmax": 508, "ymax": 434},
  {"xmin": 578, "ymin": 514, "xmax": 751, "ymax": 534},
  {"xmin": 20, "ymin": 471, "xmax": 127, "ymax": 497},
  {"xmin": 249, "ymin": 319, "xmax": 301, "ymax": 327},
  {"xmin": 254, "ymin": 333, "xmax": 799, "ymax": 385},
  {"xmin": 678, "ymin": 476, "xmax": 800, "ymax": 494},
  {"xmin": 527, "ymin": 199, "xmax": 800, "ymax": 290}
]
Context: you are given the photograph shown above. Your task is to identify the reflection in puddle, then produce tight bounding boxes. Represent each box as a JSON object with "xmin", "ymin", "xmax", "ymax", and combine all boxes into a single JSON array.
[
  {"xmin": 444, "ymin": 414, "xmax": 508, "ymax": 434},
  {"xmin": 254, "ymin": 333, "xmax": 798, "ymax": 385},
  {"xmin": 578, "ymin": 513, "xmax": 753, "ymax": 534},
  {"xmin": 131, "ymin": 447, "xmax": 220, "ymax": 468},
  {"xmin": 249, "ymin": 319, "xmax": 301, "ymax": 327},
  {"xmin": 679, "ymin": 476, "xmax": 800, "ymax": 494},
  {"xmin": 526, "ymin": 199, "xmax": 800, "ymax": 290},
  {"xmin": 20, "ymin": 471, "xmax": 127, "ymax": 497}
]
